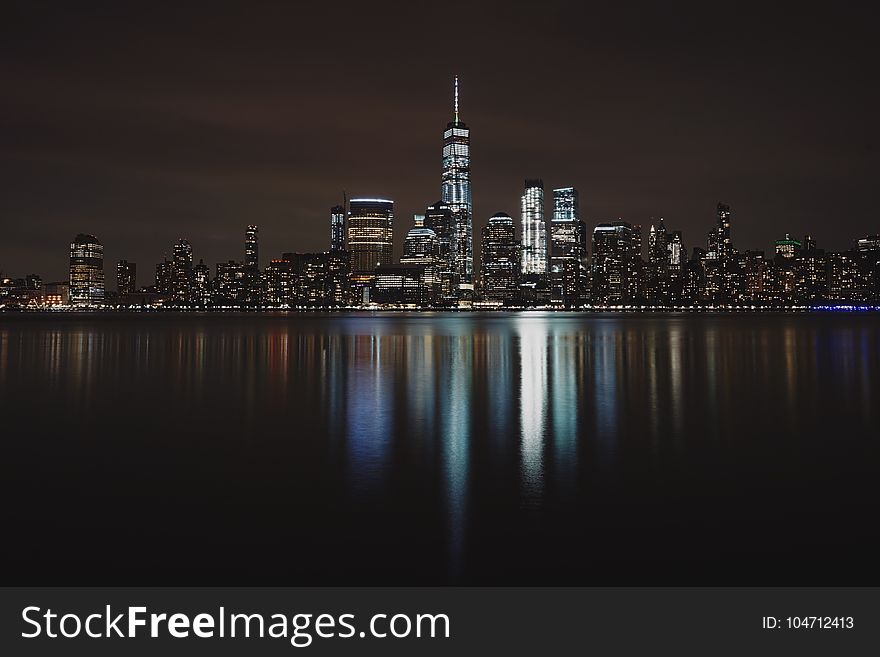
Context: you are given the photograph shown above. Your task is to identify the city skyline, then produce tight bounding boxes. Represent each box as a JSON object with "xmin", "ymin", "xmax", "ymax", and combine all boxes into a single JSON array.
[
  {"xmin": 3, "ymin": 75, "xmax": 877, "ymax": 303},
  {"xmin": 3, "ymin": 2, "xmax": 876, "ymax": 281}
]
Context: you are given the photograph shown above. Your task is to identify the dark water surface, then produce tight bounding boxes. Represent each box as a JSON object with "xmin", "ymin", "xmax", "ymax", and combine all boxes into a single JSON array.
[{"xmin": 2, "ymin": 312, "xmax": 878, "ymax": 584}]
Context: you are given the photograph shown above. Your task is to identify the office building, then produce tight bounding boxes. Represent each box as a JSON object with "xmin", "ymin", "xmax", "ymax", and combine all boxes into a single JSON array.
[
  {"xmin": 521, "ymin": 179, "xmax": 547, "ymax": 275},
  {"xmin": 481, "ymin": 212, "xmax": 521, "ymax": 303},
  {"xmin": 549, "ymin": 187, "xmax": 587, "ymax": 305},
  {"xmin": 117, "ymin": 260, "xmax": 136, "ymax": 295},
  {"xmin": 69, "ymin": 233, "xmax": 104, "ymax": 306},
  {"xmin": 441, "ymin": 76, "xmax": 473, "ymax": 285}
]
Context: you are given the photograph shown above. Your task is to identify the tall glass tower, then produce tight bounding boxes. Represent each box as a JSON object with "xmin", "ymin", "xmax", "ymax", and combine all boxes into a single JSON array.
[
  {"xmin": 441, "ymin": 76, "xmax": 473, "ymax": 285},
  {"xmin": 520, "ymin": 179, "xmax": 547, "ymax": 275}
]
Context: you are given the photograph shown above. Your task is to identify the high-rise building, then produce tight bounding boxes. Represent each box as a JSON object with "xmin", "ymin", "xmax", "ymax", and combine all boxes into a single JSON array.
[
  {"xmin": 707, "ymin": 202, "xmax": 733, "ymax": 261},
  {"xmin": 214, "ymin": 261, "xmax": 245, "ymax": 303},
  {"xmin": 117, "ymin": 260, "xmax": 136, "ymax": 295},
  {"xmin": 193, "ymin": 259, "xmax": 211, "ymax": 305},
  {"xmin": 245, "ymin": 225, "xmax": 259, "ymax": 270},
  {"xmin": 481, "ymin": 212, "xmax": 521, "ymax": 303},
  {"xmin": 69, "ymin": 234, "xmax": 104, "ymax": 306},
  {"xmin": 828, "ymin": 252, "xmax": 868, "ymax": 301},
  {"xmin": 171, "ymin": 239, "xmax": 194, "ymax": 303},
  {"xmin": 347, "ymin": 198, "xmax": 394, "ymax": 293},
  {"xmin": 330, "ymin": 205, "xmax": 345, "ymax": 252},
  {"xmin": 440, "ymin": 77, "xmax": 473, "ymax": 285},
  {"xmin": 549, "ymin": 187, "xmax": 588, "ymax": 305},
  {"xmin": 592, "ymin": 221, "xmax": 641, "ymax": 305},
  {"xmin": 155, "ymin": 259, "xmax": 173, "ymax": 297},
  {"xmin": 264, "ymin": 258, "xmax": 294, "ymax": 306},
  {"xmin": 242, "ymin": 225, "xmax": 262, "ymax": 303},
  {"xmin": 521, "ymin": 179, "xmax": 547, "ymax": 275},
  {"xmin": 425, "ymin": 200, "xmax": 457, "ymax": 300},
  {"xmin": 400, "ymin": 214, "xmax": 443, "ymax": 304},
  {"xmin": 775, "ymin": 233, "xmax": 801, "ymax": 259}
]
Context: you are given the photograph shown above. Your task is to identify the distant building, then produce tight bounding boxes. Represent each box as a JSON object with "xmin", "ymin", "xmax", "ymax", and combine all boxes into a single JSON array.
[
  {"xmin": 243, "ymin": 225, "xmax": 261, "ymax": 304},
  {"xmin": 480, "ymin": 212, "xmax": 521, "ymax": 303},
  {"xmin": 330, "ymin": 205, "xmax": 345, "ymax": 252},
  {"xmin": 372, "ymin": 264, "xmax": 425, "ymax": 306},
  {"xmin": 285, "ymin": 251, "xmax": 350, "ymax": 306},
  {"xmin": 214, "ymin": 260, "xmax": 245, "ymax": 304},
  {"xmin": 549, "ymin": 187, "xmax": 588, "ymax": 305},
  {"xmin": 521, "ymin": 179, "xmax": 547, "ymax": 276},
  {"xmin": 707, "ymin": 202, "xmax": 733, "ymax": 261},
  {"xmin": 264, "ymin": 258, "xmax": 294, "ymax": 305},
  {"xmin": 155, "ymin": 259, "xmax": 173, "ymax": 297},
  {"xmin": 117, "ymin": 260, "xmax": 136, "ymax": 295},
  {"xmin": 245, "ymin": 225, "xmax": 259, "ymax": 270},
  {"xmin": 69, "ymin": 233, "xmax": 104, "ymax": 306},
  {"xmin": 774, "ymin": 233, "xmax": 801, "ymax": 259},
  {"xmin": 193, "ymin": 259, "xmax": 211, "ymax": 305},
  {"xmin": 441, "ymin": 77, "xmax": 473, "ymax": 285},
  {"xmin": 400, "ymin": 215, "xmax": 442, "ymax": 304},
  {"xmin": 171, "ymin": 239, "xmax": 193, "ymax": 303},
  {"xmin": 347, "ymin": 198, "xmax": 394, "ymax": 298},
  {"xmin": 425, "ymin": 200, "xmax": 458, "ymax": 301},
  {"xmin": 592, "ymin": 222, "xmax": 641, "ymax": 305},
  {"xmin": 43, "ymin": 282, "xmax": 70, "ymax": 306}
]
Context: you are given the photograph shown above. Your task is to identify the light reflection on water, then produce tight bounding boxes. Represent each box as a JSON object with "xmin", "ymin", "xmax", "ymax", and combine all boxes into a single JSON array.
[{"xmin": 1, "ymin": 312, "xmax": 879, "ymax": 583}]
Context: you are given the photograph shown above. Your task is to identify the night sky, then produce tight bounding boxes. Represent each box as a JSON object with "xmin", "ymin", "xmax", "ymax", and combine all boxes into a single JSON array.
[{"xmin": 2, "ymin": 1, "xmax": 876, "ymax": 283}]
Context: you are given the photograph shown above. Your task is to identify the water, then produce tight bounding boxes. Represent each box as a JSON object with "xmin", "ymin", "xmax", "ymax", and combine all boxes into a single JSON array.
[{"xmin": 1, "ymin": 312, "xmax": 878, "ymax": 584}]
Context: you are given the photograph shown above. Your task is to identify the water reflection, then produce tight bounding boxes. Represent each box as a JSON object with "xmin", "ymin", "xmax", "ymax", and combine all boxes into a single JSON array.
[{"xmin": 1, "ymin": 313, "xmax": 879, "ymax": 582}]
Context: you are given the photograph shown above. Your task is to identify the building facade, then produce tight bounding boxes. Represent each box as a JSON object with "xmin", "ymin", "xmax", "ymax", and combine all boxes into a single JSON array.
[
  {"xmin": 347, "ymin": 198, "xmax": 394, "ymax": 293},
  {"xmin": 481, "ymin": 212, "xmax": 521, "ymax": 303},
  {"xmin": 549, "ymin": 187, "xmax": 588, "ymax": 305},
  {"xmin": 69, "ymin": 233, "xmax": 105, "ymax": 306},
  {"xmin": 440, "ymin": 77, "xmax": 473, "ymax": 286},
  {"xmin": 521, "ymin": 179, "xmax": 547, "ymax": 276}
]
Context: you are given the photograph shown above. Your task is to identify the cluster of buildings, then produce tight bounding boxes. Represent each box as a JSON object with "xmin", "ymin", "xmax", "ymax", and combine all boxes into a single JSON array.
[{"xmin": 2, "ymin": 79, "xmax": 879, "ymax": 310}]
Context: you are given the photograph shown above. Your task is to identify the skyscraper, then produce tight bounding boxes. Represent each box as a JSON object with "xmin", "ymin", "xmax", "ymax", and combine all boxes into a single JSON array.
[
  {"xmin": 347, "ymin": 198, "xmax": 394, "ymax": 289},
  {"xmin": 592, "ymin": 221, "xmax": 641, "ymax": 305},
  {"xmin": 549, "ymin": 187, "xmax": 588, "ymax": 305},
  {"xmin": 171, "ymin": 239, "xmax": 193, "ymax": 303},
  {"xmin": 521, "ymin": 179, "xmax": 547, "ymax": 275},
  {"xmin": 775, "ymin": 233, "xmax": 801, "ymax": 259},
  {"xmin": 245, "ymin": 225, "xmax": 259, "ymax": 270},
  {"xmin": 400, "ymin": 214, "xmax": 443, "ymax": 304},
  {"xmin": 441, "ymin": 77, "xmax": 473, "ymax": 285},
  {"xmin": 117, "ymin": 260, "xmax": 136, "ymax": 295},
  {"xmin": 481, "ymin": 212, "xmax": 521, "ymax": 303},
  {"xmin": 707, "ymin": 203, "xmax": 733, "ymax": 261},
  {"xmin": 330, "ymin": 205, "xmax": 345, "ymax": 252},
  {"xmin": 69, "ymin": 234, "xmax": 104, "ymax": 306}
]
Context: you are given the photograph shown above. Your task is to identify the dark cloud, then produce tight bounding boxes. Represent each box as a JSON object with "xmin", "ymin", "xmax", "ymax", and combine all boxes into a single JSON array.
[{"xmin": 1, "ymin": 0, "xmax": 876, "ymax": 281}]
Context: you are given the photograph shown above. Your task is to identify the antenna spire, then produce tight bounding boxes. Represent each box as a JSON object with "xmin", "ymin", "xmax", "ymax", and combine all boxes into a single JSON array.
[{"xmin": 454, "ymin": 76, "xmax": 459, "ymax": 123}]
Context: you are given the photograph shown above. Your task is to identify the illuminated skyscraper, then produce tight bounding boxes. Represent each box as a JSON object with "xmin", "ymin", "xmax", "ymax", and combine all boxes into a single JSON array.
[
  {"xmin": 347, "ymin": 198, "xmax": 394, "ymax": 288},
  {"xmin": 521, "ymin": 179, "xmax": 547, "ymax": 275},
  {"xmin": 400, "ymin": 214, "xmax": 443, "ymax": 304},
  {"xmin": 549, "ymin": 187, "xmax": 587, "ymax": 304},
  {"xmin": 775, "ymin": 233, "xmax": 801, "ymax": 259},
  {"xmin": 69, "ymin": 234, "xmax": 104, "ymax": 306},
  {"xmin": 707, "ymin": 203, "xmax": 733, "ymax": 261},
  {"xmin": 441, "ymin": 77, "xmax": 473, "ymax": 285},
  {"xmin": 330, "ymin": 205, "xmax": 345, "ymax": 252},
  {"xmin": 171, "ymin": 238, "xmax": 193, "ymax": 303}
]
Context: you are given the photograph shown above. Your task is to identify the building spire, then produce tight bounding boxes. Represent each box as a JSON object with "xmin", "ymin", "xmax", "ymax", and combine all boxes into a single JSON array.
[{"xmin": 454, "ymin": 75, "xmax": 459, "ymax": 123}]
